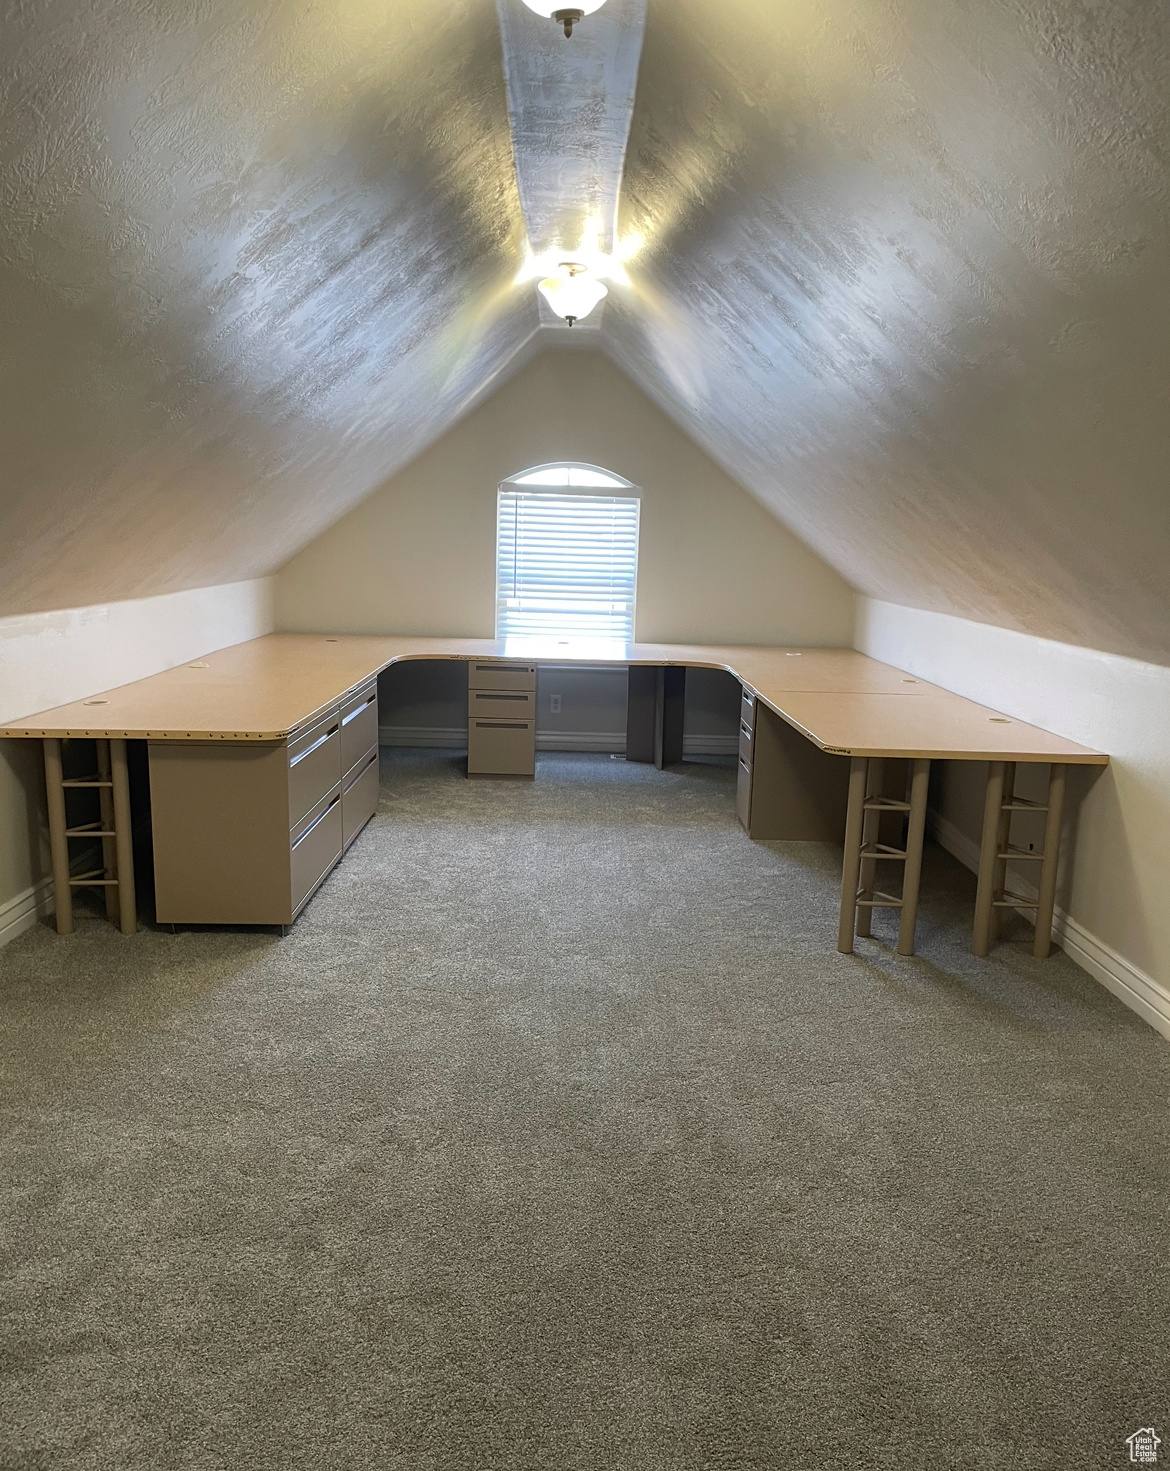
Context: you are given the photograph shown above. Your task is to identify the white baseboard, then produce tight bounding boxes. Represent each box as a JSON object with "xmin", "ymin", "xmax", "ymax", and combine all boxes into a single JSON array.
[
  {"xmin": 929, "ymin": 810, "xmax": 1170, "ymax": 1041},
  {"xmin": 379, "ymin": 727, "xmax": 738, "ymax": 756},
  {"xmin": 0, "ymin": 874, "xmax": 55, "ymax": 949},
  {"xmin": 1055, "ymin": 917, "xmax": 1170, "ymax": 1042},
  {"xmin": 379, "ymin": 725, "xmax": 465, "ymax": 748},
  {"xmin": 928, "ymin": 810, "xmax": 983, "ymax": 872},
  {"xmin": 0, "ymin": 834, "xmax": 117, "ymax": 951},
  {"xmin": 538, "ymin": 731, "xmax": 625, "ymax": 752},
  {"xmin": 685, "ymin": 734, "xmax": 738, "ymax": 756}
]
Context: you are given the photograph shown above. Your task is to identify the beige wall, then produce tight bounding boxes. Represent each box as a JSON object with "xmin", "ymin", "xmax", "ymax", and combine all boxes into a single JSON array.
[
  {"xmin": 0, "ymin": 579, "xmax": 275, "ymax": 945},
  {"xmin": 275, "ymin": 350, "xmax": 855, "ymax": 646},
  {"xmin": 855, "ymin": 597, "xmax": 1170, "ymax": 1039}
]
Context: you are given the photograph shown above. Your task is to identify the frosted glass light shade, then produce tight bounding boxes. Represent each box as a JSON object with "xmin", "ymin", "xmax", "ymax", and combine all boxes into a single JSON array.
[
  {"xmin": 520, "ymin": 1, "xmax": 608, "ymax": 16},
  {"xmin": 537, "ymin": 264, "xmax": 608, "ymax": 324}
]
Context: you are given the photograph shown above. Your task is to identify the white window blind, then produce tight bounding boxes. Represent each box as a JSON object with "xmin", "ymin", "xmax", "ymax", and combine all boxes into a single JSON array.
[{"xmin": 496, "ymin": 488, "xmax": 640, "ymax": 641}]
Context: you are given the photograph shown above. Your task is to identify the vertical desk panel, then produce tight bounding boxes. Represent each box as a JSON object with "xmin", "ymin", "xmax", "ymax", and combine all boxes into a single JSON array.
[
  {"xmin": 150, "ymin": 741, "xmax": 291, "ymax": 925},
  {"xmin": 626, "ymin": 667, "xmax": 657, "ymax": 763},
  {"xmin": 745, "ymin": 704, "xmax": 851, "ymax": 840},
  {"xmin": 626, "ymin": 667, "xmax": 686, "ymax": 769}
]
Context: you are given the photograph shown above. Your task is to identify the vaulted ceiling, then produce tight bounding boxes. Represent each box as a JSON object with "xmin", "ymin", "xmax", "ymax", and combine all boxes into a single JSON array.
[{"xmin": 3, "ymin": 0, "xmax": 1168, "ymax": 662}]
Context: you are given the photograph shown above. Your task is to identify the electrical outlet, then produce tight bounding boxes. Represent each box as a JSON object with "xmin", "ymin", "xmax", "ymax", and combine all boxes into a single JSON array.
[{"xmin": 550, "ymin": 694, "xmax": 562, "ymax": 714}]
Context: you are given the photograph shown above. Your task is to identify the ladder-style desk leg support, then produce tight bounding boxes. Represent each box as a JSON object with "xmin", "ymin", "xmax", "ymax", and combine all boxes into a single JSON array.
[
  {"xmin": 42, "ymin": 735, "xmax": 137, "ymax": 937},
  {"xmin": 1033, "ymin": 764, "xmax": 1066, "ymax": 959},
  {"xmin": 837, "ymin": 759, "xmax": 868, "ymax": 953},
  {"xmin": 972, "ymin": 761, "xmax": 1066, "ymax": 959},
  {"xmin": 97, "ymin": 740, "xmax": 119, "ymax": 922},
  {"xmin": 110, "ymin": 739, "xmax": 138, "ymax": 936},
  {"xmin": 972, "ymin": 762, "xmax": 1006, "ymax": 956},
  {"xmin": 839, "ymin": 755, "xmax": 930, "ymax": 956},
  {"xmin": 43, "ymin": 739, "xmax": 73, "ymax": 936},
  {"xmin": 854, "ymin": 759, "xmax": 882, "ymax": 939},
  {"xmin": 897, "ymin": 760, "xmax": 931, "ymax": 956}
]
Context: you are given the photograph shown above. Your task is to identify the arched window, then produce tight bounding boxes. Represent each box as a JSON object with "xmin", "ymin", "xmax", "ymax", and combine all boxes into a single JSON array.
[{"xmin": 496, "ymin": 463, "xmax": 641, "ymax": 643}]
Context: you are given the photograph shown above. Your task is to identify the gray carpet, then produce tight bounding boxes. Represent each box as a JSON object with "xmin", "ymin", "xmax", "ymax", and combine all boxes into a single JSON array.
[{"xmin": 1, "ymin": 750, "xmax": 1167, "ymax": 1470}]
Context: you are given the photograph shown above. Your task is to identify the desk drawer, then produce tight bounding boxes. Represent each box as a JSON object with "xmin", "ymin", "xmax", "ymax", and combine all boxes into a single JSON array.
[
  {"xmin": 290, "ymin": 784, "xmax": 342, "ymax": 913},
  {"xmin": 468, "ymin": 661, "xmax": 537, "ymax": 692},
  {"xmin": 739, "ymin": 717, "xmax": 755, "ymax": 763},
  {"xmin": 468, "ymin": 718, "xmax": 535, "ymax": 776},
  {"xmin": 288, "ymin": 712, "xmax": 342, "ymax": 829},
  {"xmin": 736, "ymin": 753, "xmax": 752, "ymax": 830},
  {"xmin": 741, "ymin": 687, "xmax": 756, "ymax": 727},
  {"xmin": 469, "ymin": 688, "xmax": 536, "ymax": 721},
  {"xmin": 740, "ymin": 702, "xmax": 851, "ymax": 841},
  {"xmin": 342, "ymin": 747, "xmax": 379, "ymax": 848},
  {"xmin": 341, "ymin": 683, "xmax": 378, "ymax": 774}
]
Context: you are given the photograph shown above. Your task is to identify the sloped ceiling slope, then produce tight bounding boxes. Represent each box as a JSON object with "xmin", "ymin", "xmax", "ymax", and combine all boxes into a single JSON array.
[
  {"xmin": 607, "ymin": 0, "xmax": 1170, "ymax": 665},
  {"xmin": 0, "ymin": 0, "xmax": 536, "ymax": 616},
  {"xmin": 4, "ymin": 0, "xmax": 1168, "ymax": 664}
]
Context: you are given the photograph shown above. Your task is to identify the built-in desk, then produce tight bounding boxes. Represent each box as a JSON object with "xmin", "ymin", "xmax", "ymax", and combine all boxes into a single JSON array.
[{"xmin": 0, "ymin": 634, "xmax": 1107, "ymax": 957}]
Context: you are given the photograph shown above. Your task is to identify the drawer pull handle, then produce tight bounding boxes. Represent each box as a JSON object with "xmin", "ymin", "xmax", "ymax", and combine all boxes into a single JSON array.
[
  {"xmin": 474, "ymin": 692, "xmax": 529, "ymax": 702},
  {"xmin": 342, "ymin": 695, "xmax": 376, "ymax": 725},
  {"xmin": 474, "ymin": 721, "xmax": 529, "ymax": 730},
  {"xmin": 292, "ymin": 793, "xmax": 341, "ymax": 848},
  {"xmin": 289, "ymin": 724, "xmax": 339, "ymax": 765},
  {"xmin": 344, "ymin": 750, "xmax": 378, "ymax": 792},
  {"xmin": 739, "ymin": 757, "xmax": 751, "ymax": 774},
  {"xmin": 741, "ymin": 721, "xmax": 752, "ymax": 739}
]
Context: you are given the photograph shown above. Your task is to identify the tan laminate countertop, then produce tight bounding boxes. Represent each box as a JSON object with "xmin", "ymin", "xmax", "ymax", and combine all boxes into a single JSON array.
[{"xmin": 0, "ymin": 633, "xmax": 1108, "ymax": 764}]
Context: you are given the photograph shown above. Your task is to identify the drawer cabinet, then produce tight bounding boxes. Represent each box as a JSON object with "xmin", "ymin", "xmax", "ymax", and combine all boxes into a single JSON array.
[
  {"xmin": 736, "ymin": 687, "xmax": 756, "ymax": 831},
  {"xmin": 469, "ymin": 688, "xmax": 536, "ymax": 721},
  {"xmin": 291, "ymin": 784, "xmax": 343, "ymax": 913},
  {"xmin": 468, "ymin": 718, "xmax": 536, "ymax": 776},
  {"xmin": 736, "ymin": 752, "xmax": 753, "ymax": 831},
  {"xmin": 738, "ymin": 714, "xmax": 755, "ymax": 764},
  {"xmin": 288, "ymin": 709, "xmax": 342, "ymax": 828},
  {"xmin": 340, "ymin": 682, "xmax": 378, "ymax": 774},
  {"xmin": 342, "ymin": 746, "xmax": 379, "ymax": 848},
  {"xmin": 150, "ymin": 679, "xmax": 379, "ymax": 927},
  {"xmin": 467, "ymin": 661, "xmax": 536, "ymax": 777},
  {"xmin": 735, "ymin": 689, "xmax": 849, "ymax": 841},
  {"xmin": 467, "ymin": 661, "xmax": 537, "ymax": 692}
]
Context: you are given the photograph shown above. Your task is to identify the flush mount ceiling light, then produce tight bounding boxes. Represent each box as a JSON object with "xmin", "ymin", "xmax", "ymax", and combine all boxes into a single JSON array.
[
  {"xmin": 520, "ymin": 0, "xmax": 607, "ymax": 38},
  {"xmin": 537, "ymin": 261, "xmax": 608, "ymax": 325}
]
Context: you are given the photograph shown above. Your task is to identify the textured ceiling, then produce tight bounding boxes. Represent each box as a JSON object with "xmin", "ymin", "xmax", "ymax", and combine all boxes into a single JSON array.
[
  {"xmin": 607, "ymin": 0, "xmax": 1170, "ymax": 664},
  {"xmin": 0, "ymin": 0, "xmax": 537, "ymax": 614},
  {"xmin": 2, "ymin": 0, "xmax": 1169, "ymax": 663},
  {"xmin": 496, "ymin": 0, "xmax": 644, "ymax": 335},
  {"xmin": 497, "ymin": 0, "xmax": 643, "ymax": 259}
]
